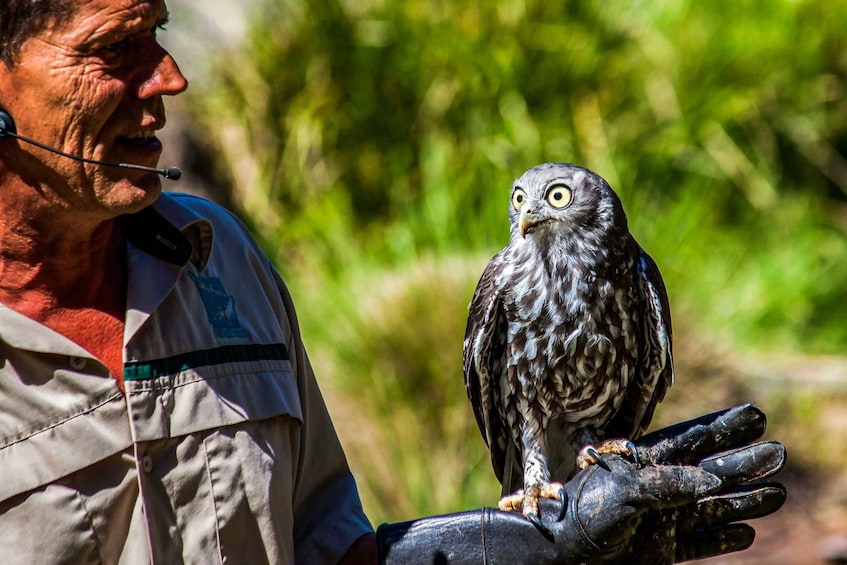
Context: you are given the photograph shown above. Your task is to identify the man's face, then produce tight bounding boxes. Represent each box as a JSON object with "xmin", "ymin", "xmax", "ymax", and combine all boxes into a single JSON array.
[{"xmin": 0, "ymin": 0, "xmax": 187, "ymax": 216}]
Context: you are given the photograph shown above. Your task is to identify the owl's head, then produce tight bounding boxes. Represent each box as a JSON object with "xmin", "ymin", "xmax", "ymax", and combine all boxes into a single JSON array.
[{"xmin": 507, "ymin": 163, "xmax": 628, "ymax": 243}]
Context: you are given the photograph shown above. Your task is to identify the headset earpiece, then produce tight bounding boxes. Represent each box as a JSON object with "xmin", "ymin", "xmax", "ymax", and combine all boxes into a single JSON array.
[{"xmin": 0, "ymin": 109, "xmax": 17, "ymax": 136}]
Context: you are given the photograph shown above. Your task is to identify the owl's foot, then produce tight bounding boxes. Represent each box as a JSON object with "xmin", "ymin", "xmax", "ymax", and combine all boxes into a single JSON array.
[
  {"xmin": 499, "ymin": 482, "xmax": 566, "ymax": 535},
  {"xmin": 577, "ymin": 439, "xmax": 640, "ymax": 471}
]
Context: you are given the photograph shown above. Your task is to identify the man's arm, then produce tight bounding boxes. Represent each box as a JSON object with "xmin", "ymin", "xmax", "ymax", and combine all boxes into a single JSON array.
[{"xmin": 339, "ymin": 533, "xmax": 378, "ymax": 565}]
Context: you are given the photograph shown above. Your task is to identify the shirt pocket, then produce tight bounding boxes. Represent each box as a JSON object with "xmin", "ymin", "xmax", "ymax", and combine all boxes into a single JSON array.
[
  {"xmin": 0, "ymin": 483, "xmax": 105, "ymax": 564},
  {"xmin": 201, "ymin": 414, "xmax": 302, "ymax": 564},
  {"xmin": 129, "ymin": 361, "xmax": 304, "ymax": 564}
]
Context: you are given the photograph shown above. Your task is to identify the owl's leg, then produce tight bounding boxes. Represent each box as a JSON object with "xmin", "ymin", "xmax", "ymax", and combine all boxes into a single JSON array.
[{"xmin": 498, "ymin": 420, "xmax": 566, "ymax": 526}]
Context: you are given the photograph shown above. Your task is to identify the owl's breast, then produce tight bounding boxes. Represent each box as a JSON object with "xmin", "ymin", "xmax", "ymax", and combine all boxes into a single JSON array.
[{"xmin": 502, "ymin": 273, "xmax": 640, "ymax": 427}]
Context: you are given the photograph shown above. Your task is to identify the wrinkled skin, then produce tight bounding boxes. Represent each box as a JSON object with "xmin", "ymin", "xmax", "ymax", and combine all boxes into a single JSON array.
[{"xmin": 0, "ymin": 0, "xmax": 187, "ymax": 226}]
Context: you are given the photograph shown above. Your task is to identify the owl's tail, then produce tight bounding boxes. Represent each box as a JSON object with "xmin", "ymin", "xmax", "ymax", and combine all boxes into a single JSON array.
[{"xmin": 500, "ymin": 441, "xmax": 522, "ymax": 498}]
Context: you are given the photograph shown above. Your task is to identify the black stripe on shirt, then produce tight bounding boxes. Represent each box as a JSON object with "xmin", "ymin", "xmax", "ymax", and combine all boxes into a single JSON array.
[{"xmin": 124, "ymin": 343, "xmax": 290, "ymax": 381}]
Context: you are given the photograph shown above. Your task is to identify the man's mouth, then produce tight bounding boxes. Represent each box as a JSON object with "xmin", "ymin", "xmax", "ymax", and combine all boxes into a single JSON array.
[{"xmin": 116, "ymin": 132, "xmax": 161, "ymax": 148}]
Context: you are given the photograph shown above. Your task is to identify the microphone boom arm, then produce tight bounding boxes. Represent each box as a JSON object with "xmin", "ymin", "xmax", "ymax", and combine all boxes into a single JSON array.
[{"xmin": 0, "ymin": 111, "xmax": 181, "ymax": 180}]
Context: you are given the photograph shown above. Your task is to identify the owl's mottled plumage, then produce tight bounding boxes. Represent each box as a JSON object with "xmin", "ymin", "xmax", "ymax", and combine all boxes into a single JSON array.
[{"xmin": 463, "ymin": 163, "xmax": 673, "ymax": 517}]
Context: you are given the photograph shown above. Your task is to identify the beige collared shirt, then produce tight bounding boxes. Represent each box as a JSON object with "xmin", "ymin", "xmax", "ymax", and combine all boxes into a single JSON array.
[{"xmin": 0, "ymin": 193, "xmax": 372, "ymax": 564}]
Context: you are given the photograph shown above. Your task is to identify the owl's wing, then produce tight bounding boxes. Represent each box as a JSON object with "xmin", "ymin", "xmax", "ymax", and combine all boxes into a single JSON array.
[
  {"xmin": 607, "ymin": 247, "xmax": 673, "ymax": 440},
  {"xmin": 463, "ymin": 252, "xmax": 515, "ymax": 488}
]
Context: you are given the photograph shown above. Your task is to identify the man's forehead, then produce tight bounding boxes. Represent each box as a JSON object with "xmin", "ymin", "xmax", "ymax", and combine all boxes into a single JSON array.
[{"xmin": 54, "ymin": 0, "xmax": 167, "ymax": 31}]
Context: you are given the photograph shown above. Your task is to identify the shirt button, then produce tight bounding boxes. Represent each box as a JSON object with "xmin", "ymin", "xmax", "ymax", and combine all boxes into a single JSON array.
[
  {"xmin": 69, "ymin": 357, "xmax": 87, "ymax": 370},
  {"xmin": 141, "ymin": 456, "xmax": 154, "ymax": 474}
]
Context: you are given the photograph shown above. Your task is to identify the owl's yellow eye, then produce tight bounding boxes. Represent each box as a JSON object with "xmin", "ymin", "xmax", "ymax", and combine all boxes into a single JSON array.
[
  {"xmin": 511, "ymin": 188, "xmax": 527, "ymax": 209},
  {"xmin": 546, "ymin": 185, "xmax": 573, "ymax": 208}
]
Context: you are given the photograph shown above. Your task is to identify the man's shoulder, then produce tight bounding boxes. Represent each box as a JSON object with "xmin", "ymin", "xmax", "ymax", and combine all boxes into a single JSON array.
[
  {"xmin": 155, "ymin": 192, "xmax": 257, "ymax": 241},
  {"xmin": 152, "ymin": 192, "xmax": 270, "ymax": 270},
  {"xmin": 157, "ymin": 191, "xmax": 240, "ymax": 224}
]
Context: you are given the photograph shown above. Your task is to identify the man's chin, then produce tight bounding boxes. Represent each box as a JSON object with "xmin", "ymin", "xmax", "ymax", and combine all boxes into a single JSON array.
[{"xmin": 103, "ymin": 174, "xmax": 164, "ymax": 215}]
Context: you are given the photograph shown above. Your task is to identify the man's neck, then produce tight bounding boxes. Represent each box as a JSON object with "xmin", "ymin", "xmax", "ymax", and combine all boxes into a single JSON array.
[
  {"xmin": 0, "ymin": 216, "xmax": 125, "ymax": 309},
  {"xmin": 0, "ymin": 212, "xmax": 129, "ymax": 385}
]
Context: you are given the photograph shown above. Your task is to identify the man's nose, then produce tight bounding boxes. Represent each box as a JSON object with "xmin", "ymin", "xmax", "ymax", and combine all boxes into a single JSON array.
[{"xmin": 135, "ymin": 43, "xmax": 189, "ymax": 99}]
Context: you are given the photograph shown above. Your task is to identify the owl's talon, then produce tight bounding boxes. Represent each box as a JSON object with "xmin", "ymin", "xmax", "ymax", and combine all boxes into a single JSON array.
[
  {"xmin": 557, "ymin": 487, "xmax": 567, "ymax": 521},
  {"xmin": 624, "ymin": 440, "xmax": 641, "ymax": 466},
  {"xmin": 525, "ymin": 511, "xmax": 553, "ymax": 539},
  {"xmin": 586, "ymin": 447, "xmax": 610, "ymax": 471}
]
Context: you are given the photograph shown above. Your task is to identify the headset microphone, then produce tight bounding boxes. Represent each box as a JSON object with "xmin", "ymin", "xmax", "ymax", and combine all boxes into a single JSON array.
[{"xmin": 0, "ymin": 109, "xmax": 181, "ymax": 180}]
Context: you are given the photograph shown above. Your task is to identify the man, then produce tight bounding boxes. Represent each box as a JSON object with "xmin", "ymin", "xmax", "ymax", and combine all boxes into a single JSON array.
[{"xmin": 0, "ymin": 1, "xmax": 785, "ymax": 563}]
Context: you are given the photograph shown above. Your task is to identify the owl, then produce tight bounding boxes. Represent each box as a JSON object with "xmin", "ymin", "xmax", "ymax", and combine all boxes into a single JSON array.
[{"xmin": 463, "ymin": 163, "xmax": 673, "ymax": 526}]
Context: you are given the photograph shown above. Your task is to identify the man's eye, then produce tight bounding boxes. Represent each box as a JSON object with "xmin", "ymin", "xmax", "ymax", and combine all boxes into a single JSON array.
[
  {"xmin": 100, "ymin": 22, "xmax": 165, "ymax": 60},
  {"xmin": 103, "ymin": 39, "xmax": 131, "ymax": 55}
]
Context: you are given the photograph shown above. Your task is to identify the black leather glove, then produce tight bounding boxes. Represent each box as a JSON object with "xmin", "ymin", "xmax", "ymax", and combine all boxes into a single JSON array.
[{"xmin": 376, "ymin": 404, "xmax": 786, "ymax": 564}]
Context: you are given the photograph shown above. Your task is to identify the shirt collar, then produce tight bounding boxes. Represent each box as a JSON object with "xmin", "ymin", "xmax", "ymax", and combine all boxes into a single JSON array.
[{"xmin": 118, "ymin": 192, "xmax": 214, "ymax": 271}]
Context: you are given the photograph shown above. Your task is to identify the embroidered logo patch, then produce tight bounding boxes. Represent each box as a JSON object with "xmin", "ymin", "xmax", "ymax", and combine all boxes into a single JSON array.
[{"xmin": 188, "ymin": 272, "xmax": 248, "ymax": 338}]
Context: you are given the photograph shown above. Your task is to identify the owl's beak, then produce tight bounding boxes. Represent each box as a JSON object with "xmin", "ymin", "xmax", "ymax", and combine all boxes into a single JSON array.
[{"xmin": 519, "ymin": 207, "xmax": 540, "ymax": 237}]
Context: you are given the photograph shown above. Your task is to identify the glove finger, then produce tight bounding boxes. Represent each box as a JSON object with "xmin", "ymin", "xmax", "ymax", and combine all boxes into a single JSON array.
[
  {"xmin": 674, "ymin": 524, "xmax": 755, "ymax": 562},
  {"xmin": 698, "ymin": 441, "xmax": 786, "ymax": 484},
  {"xmin": 628, "ymin": 464, "xmax": 723, "ymax": 507},
  {"xmin": 636, "ymin": 404, "xmax": 766, "ymax": 466},
  {"xmin": 679, "ymin": 483, "xmax": 786, "ymax": 530}
]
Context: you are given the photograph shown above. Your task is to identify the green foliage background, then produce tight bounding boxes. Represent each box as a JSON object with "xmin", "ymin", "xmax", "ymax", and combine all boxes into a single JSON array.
[{"xmin": 178, "ymin": 0, "xmax": 847, "ymax": 524}]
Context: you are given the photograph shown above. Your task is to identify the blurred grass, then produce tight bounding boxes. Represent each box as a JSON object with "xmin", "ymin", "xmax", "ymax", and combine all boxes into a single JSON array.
[
  {"xmin": 177, "ymin": 0, "xmax": 847, "ymax": 524},
  {"xmin": 293, "ymin": 256, "xmax": 501, "ymax": 519}
]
